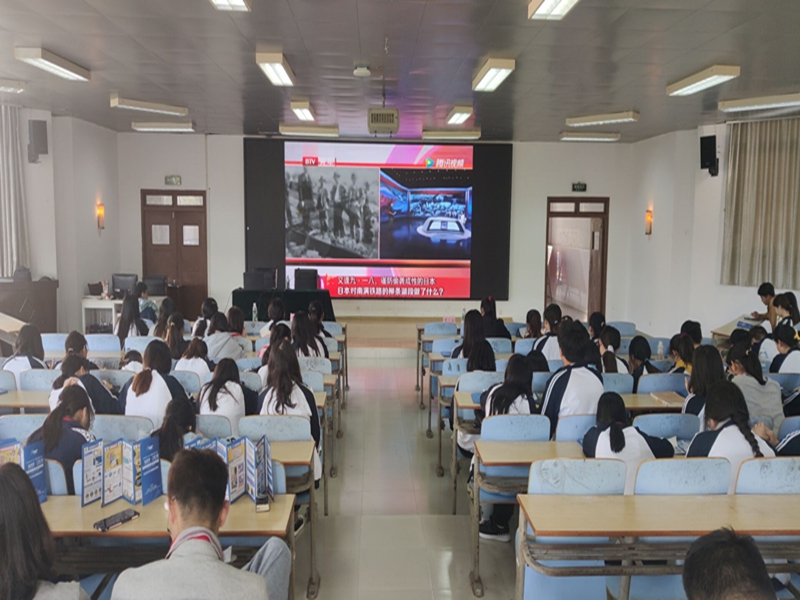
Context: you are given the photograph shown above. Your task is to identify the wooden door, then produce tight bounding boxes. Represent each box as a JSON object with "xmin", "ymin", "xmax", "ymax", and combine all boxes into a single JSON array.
[{"xmin": 141, "ymin": 191, "xmax": 208, "ymax": 320}]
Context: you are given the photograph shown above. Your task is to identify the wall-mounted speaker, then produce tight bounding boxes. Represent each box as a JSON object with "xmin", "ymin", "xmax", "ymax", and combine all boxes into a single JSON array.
[
  {"xmin": 28, "ymin": 120, "xmax": 48, "ymax": 164},
  {"xmin": 700, "ymin": 135, "xmax": 718, "ymax": 177}
]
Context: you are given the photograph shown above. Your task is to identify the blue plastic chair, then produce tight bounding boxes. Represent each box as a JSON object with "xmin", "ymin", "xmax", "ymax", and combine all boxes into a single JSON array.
[
  {"xmin": 603, "ymin": 373, "xmax": 633, "ymax": 394},
  {"xmin": 647, "ymin": 337, "xmax": 670, "ymax": 357},
  {"xmin": 768, "ymin": 374, "xmax": 800, "ymax": 394},
  {"xmin": 123, "ymin": 336, "xmax": 160, "ymax": 353},
  {"xmin": 455, "ymin": 371, "xmax": 504, "ymax": 428},
  {"xmin": 515, "ymin": 338, "xmax": 535, "ymax": 355},
  {"xmin": 0, "ymin": 370, "xmax": 17, "ymax": 391},
  {"xmin": 240, "ymin": 372, "xmax": 262, "ymax": 392},
  {"xmin": 532, "ymin": 372, "xmax": 552, "ymax": 395},
  {"xmin": 495, "ymin": 359, "xmax": 508, "ymax": 373},
  {"xmin": 323, "ymin": 337, "xmax": 339, "ymax": 355},
  {"xmin": 633, "ymin": 414, "xmax": 700, "ymax": 442},
  {"xmin": 430, "ymin": 338, "xmax": 460, "ymax": 404},
  {"xmin": 244, "ymin": 321, "xmax": 266, "ymax": 336},
  {"xmin": 91, "ymin": 369, "xmax": 134, "ymax": 390},
  {"xmin": 736, "ymin": 457, "xmax": 800, "ymax": 494},
  {"xmin": 649, "ymin": 359, "xmax": 674, "ymax": 373},
  {"xmin": 93, "ymin": 415, "xmax": 154, "ymax": 441},
  {"xmin": 255, "ymin": 337, "xmax": 270, "ymax": 353},
  {"xmin": 702, "ymin": 338, "xmax": 715, "ymax": 347},
  {"xmin": 297, "ymin": 357, "xmax": 332, "ymax": 375},
  {"xmin": 197, "ymin": 414, "xmax": 233, "ymax": 439},
  {"xmin": 487, "ymin": 337, "xmax": 512, "ymax": 354},
  {"xmin": 548, "ymin": 360, "xmax": 564, "ymax": 372},
  {"xmin": 636, "ymin": 373, "xmax": 688, "ymax": 396},
  {"xmin": 302, "ymin": 371, "xmax": 324, "ymax": 392},
  {"xmin": 20, "ymin": 369, "xmax": 60, "ymax": 391},
  {"xmin": 779, "ymin": 416, "xmax": 800, "ymax": 441},
  {"xmin": 322, "ymin": 321, "xmax": 343, "ymax": 336},
  {"xmin": 236, "ymin": 357, "xmax": 262, "ymax": 372},
  {"xmin": 422, "ymin": 322, "xmax": 458, "ymax": 359},
  {"xmin": 618, "ymin": 338, "xmax": 631, "ymax": 356},
  {"xmin": 0, "ymin": 415, "xmax": 46, "ymax": 442},
  {"xmin": 86, "ymin": 334, "xmax": 123, "ymax": 352},
  {"xmin": 46, "ymin": 459, "xmax": 69, "ymax": 495},
  {"xmin": 608, "ymin": 321, "xmax": 636, "ymax": 337},
  {"xmin": 521, "ymin": 459, "xmax": 627, "ymax": 600},
  {"xmin": 439, "ymin": 359, "xmax": 469, "ymax": 423},
  {"xmin": 42, "ymin": 333, "xmax": 68, "ymax": 353},
  {"xmin": 171, "ymin": 370, "xmax": 201, "ymax": 395},
  {"xmin": 505, "ymin": 322, "xmax": 526, "ymax": 339},
  {"xmin": 554, "ymin": 415, "xmax": 596, "ymax": 443}
]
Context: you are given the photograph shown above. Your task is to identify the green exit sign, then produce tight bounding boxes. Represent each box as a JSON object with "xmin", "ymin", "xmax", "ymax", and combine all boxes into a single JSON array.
[
  {"xmin": 572, "ymin": 182, "xmax": 587, "ymax": 192},
  {"xmin": 165, "ymin": 175, "xmax": 181, "ymax": 186}
]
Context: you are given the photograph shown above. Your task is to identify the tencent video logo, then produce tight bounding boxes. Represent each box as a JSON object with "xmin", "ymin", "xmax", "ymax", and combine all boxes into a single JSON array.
[{"xmin": 425, "ymin": 157, "xmax": 435, "ymax": 168}]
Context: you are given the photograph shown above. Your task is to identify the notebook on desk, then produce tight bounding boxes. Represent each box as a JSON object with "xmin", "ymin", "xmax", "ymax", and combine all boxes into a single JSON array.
[{"xmin": 650, "ymin": 391, "xmax": 685, "ymax": 407}]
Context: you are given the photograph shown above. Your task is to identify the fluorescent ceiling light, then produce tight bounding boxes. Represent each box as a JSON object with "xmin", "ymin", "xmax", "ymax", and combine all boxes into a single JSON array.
[
  {"xmin": 472, "ymin": 58, "xmax": 515, "ymax": 92},
  {"xmin": 291, "ymin": 100, "xmax": 315, "ymax": 122},
  {"xmin": 422, "ymin": 128, "xmax": 481, "ymax": 140},
  {"xmin": 14, "ymin": 47, "xmax": 90, "ymax": 81},
  {"xmin": 279, "ymin": 124, "xmax": 339, "ymax": 138},
  {"xmin": 667, "ymin": 65, "xmax": 740, "ymax": 97},
  {"xmin": 0, "ymin": 79, "xmax": 24, "ymax": 94},
  {"xmin": 209, "ymin": 0, "xmax": 251, "ymax": 11},
  {"xmin": 566, "ymin": 110, "xmax": 639, "ymax": 127},
  {"xmin": 131, "ymin": 121, "xmax": 195, "ymax": 133},
  {"xmin": 446, "ymin": 105, "xmax": 473, "ymax": 125},
  {"xmin": 559, "ymin": 132, "xmax": 620, "ymax": 142},
  {"xmin": 256, "ymin": 52, "xmax": 295, "ymax": 87},
  {"xmin": 718, "ymin": 92, "xmax": 800, "ymax": 113},
  {"xmin": 528, "ymin": 0, "xmax": 581, "ymax": 20},
  {"xmin": 111, "ymin": 93, "xmax": 188, "ymax": 117}
]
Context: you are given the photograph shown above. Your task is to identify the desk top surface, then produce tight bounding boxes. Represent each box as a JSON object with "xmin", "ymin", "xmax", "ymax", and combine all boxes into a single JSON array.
[
  {"xmin": 42, "ymin": 493, "xmax": 295, "ymax": 538},
  {"xmin": 455, "ymin": 390, "xmax": 479, "ymax": 409},
  {"xmin": 313, "ymin": 390, "xmax": 326, "ymax": 410},
  {"xmin": 269, "ymin": 440, "xmax": 315, "ymax": 465},
  {"xmin": 0, "ymin": 390, "xmax": 49, "ymax": 409},
  {"xmin": 0, "ymin": 312, "xmax": 26, "ymax": 335},
  {"xmin": 518, "ymin": 494, "xmax": 800, "ymax": 538},
  {"xmin": 474, "ymin": 441, "xmax": 583, "ymax": 466},
  {"xmin": 621, "ymin": 392, "xmax": 685, "ymax": 412},
  {"xmin": 711, "ymin": 315, "xmax": 763, "ymax": 338},
  {"xmin": 430, "ymin": 353, "xmax": 513, "ymax": 364}
]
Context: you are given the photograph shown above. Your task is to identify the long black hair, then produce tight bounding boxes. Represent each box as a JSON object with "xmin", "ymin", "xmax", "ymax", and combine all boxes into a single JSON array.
[
  {"xmin": 727, "ymin": 341, "xmax": 766, "ymax": 385},
  {"xmin": 488, "ymin": 354, "xmax": 533, "ymax": 416},
  {"xmin": 600, "ymin": 326, "xmax": 622, "ymax": 373},
  {"xmin": 629, "ymin": 335, "xmax": 660, "ymax": 374},
  {"xmin": 131, "ymin": 340, "xmax": 172, "ymax": 396},
  {"xmin": 308, "ymin": 300, "xmax": 325, "ymax": 334},
  {"xmin": 292, "ymin": 311, "xmax": 318, "ymax": 357},
  {"xmin": 588, "ymin": 312, "xmax": 606, "ymax": 340},
  {"xmin": 12, "ymin": 324, "xmax": 44, "ymax": 361},
  {"xmin": 526, "ymin": 349, "xmax": 549, "ymax": 373},
  {"xmin": 774, "ymin": 324, "xmax": 799, "ymax": 350},
  {"xmin": 201, "ymin": 358, "xmax": 240, "ymax": 412},
  {"xmin": 165, "ymin": 312, "xmax": 185, "ymax": 360},
  {"xmin": 480, "ymin": 296, "xmax": 497, "ymax": 320},
  {"xmin": 262, "ymin": 323, "xmax": 291, "ymax": 366},
  {"xmin": 543, "ymin": 303, "xmax": 562, "ymax": 334},
  {"xmin": 466, "ymin": 340, "xmax": 495, "ymax": 372},
  {"xmin": 153, "ymin": 297, "xmax": 176, "ymax": 338},
  {"xmin": 266, "ymin": 340, "xmax": 302, "ymax": 413},
  {"xmin": 181, "ymin": 338, "xmax": 208, "ymax": 360},
  {"xmin": 227, "ymin": 306, "xmax": 245, "ymax": 335},
  {"xmin": 670, "ymin": 334, "xmax": 694, "ymax": 366},
  {"xmin": 52, "ymin": 354, "xmax": 90, "ymax": 390},
  {"xmin": 774, "ymin": 292, "xmax": 800, "ymax": 325},
  {"xmin": 596, "ymin": 392, "xmax": 628, "ymax": 453},
  {"xmin": 152, "ymin": 397, "xmax": 196, "ymax": 462},
  {"xmin": 688, "ymin": 346, "xmax": 725, "ymax": 397},
  {"xmin": 705, "ymin": 381, "xmax": 763, "ymax": 458},
  {"xmin": 116, "ymin": 293, "xmax": 141, "ymax": 348},
  {"xmin": 525, "ymin": 309, "xmax": 542, "ymax": 339},
  {"xmin": 206, "ymin": 312, "xmax": 229, "ymax": 336},
  {"xmin": 461, "ymin": 309, "xmax": 485, "ymax": 359},
  {"xmin": 64, "ymin": 330, "xmax": 88, "ymax": 358},
  {"xmin": 268, "ymin": 297, "xmax": 285, "ymax": 323},
  {"xmin": 194, "ymin": 297, "xmax": 219, "ymax": 337},
  {"xmin": 33, "ymin": 386, "xmax": 93, "ymax": 453}
]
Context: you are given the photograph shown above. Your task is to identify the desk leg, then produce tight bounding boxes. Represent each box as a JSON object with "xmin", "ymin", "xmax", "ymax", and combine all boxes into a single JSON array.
[
  {"xmin": 336, "ymin": 375, "xmax": 344, "ymax": 439},
  {"xmin": 329, "ymin": 391, "xmax": 338, "ymax": 479},
  {"xmin": 307, "ymin": 468, "xmax": 320, "ymax": 599},
  {"xmin": 469, "ymin": 465, "xmax": 484, "ymax": 597},
  {"xmin": 415, "ymin": 331, "xmax": 422, "ymax": 392},
  {"xmin": 426, "ymin": 374, "xmax": 434, "ymax": 438},
  {"xmin": 287, "ymin": 516, "xmax": 296, "ymax": 600},
  {"xmin": 343, "ymin": 331, "xmax": 349, "ymax": 391},
  {"xmin": 436, "ymin": 388, "xmax": 444, "ymax": 477},
  {"xmin": 618, "ymin": 536, "xmax": 633, "ymax": 600},
  {"xmin": 451, "ymin": 420, "xmax": 459, "ymax": 515},
  {"xmin": 515, "ymin": 511, "xmax": 525, "ymax": 600},
  {"xmin": 340, "ymin": 366, "xmax": 347, "ymax": 409},
  {"xmin": 419, "ymin": 352, "xmax": 426, "ymax": 409},
  {"xmin": 322, "ymin": 408, "xmax": 329, "ymax": 516}
]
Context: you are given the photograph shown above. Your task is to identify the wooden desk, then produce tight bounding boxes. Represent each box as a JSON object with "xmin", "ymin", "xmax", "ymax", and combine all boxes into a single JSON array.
[
  {"xmin": 272, "ymin": 440, "xmax": 314, "ymax": 466},
  {"xmin": 711, "ymin": 314, "xmax": 763, "ymax": 340},
  {"xmin": 45, "ymin": 350, "xmax": 124, "ymax": 363},
  {"xmin": 455, "ymin": 390, "xmax": 479, "ymax": 410},
  {"xmin": 620, "ymin": 392, "xmax": 684, "ymax": 413},
  {"xmin": 0, "ymin": 390, "xmax": 49, "ymax": 412}
]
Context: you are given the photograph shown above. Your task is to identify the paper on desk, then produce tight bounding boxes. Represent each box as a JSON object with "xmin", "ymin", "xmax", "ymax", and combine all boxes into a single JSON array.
[{"xmin": 650, "ymin": 391, "xmax": 685, "ymax": 407}]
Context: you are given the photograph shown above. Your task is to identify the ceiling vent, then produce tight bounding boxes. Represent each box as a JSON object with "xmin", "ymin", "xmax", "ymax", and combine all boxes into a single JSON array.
[{"xmin": 368, "ymin": 108, "xmax": 399, "ymax": 135}]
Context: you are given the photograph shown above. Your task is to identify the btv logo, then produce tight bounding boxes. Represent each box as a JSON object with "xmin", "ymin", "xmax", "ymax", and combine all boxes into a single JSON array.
[
  {"xmin": 303, "ymin": 156, "xmax": 318, "ymax": 166},
  {"xmin": 425, "ymin": 157, "xmax": 435, "ymax": 168}
]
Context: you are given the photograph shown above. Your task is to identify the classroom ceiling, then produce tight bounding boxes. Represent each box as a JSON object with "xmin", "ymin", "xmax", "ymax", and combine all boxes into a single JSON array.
[{"xmin": 1, "ymin": 0, "xmax": 799, "ymax": 141}]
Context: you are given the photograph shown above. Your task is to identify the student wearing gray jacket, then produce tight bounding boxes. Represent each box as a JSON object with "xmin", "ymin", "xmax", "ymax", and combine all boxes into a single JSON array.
[
  {"xmin": 728, "ymin": 342, "xmax": 784, "ymax": 432},
  {"xmin": 204, "ymin": 313, "xmax": 246, "ymax": 363}
]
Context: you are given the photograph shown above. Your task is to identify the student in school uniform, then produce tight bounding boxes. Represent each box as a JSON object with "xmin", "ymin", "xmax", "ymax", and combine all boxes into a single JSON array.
[
  {"xmin": 682, "ymin": 345, "xmax": 726, "ymax": 423},
  {"xmin": 629, "ymin": 336, "xmax": 662, "ymax": 393},
  {"xmin": 258, "ymin": 324, "xmax": 291, "ymax": 389},
  {"xmin": 175, "ymin": 339, "xmax": 213, "ymax": 385},
  {"xmin": 680, "ymin": 320, "xmax": 703, "ymax": 349},
  {"xmin": 773, "ymin": 292, "xmax": 800, "ymax": 328},
  {"xmin": 259, "ymin": 298, "xmax": 287, "ymax": 338},
  {"xmin": 686, "ymin": 381, "xmax": 774, "ymax": 494},
  {"xmin": 480, "ymin": 296, "xmax": 511, "ymax": 340},
  {"xmin": 1, "ymin": 324, "xmax": 47, "ymax": 388},
  {"xmin": 28, "ymin": 386, "xmax": 95, "ymax": 495},
  {"xmin": 727, "ymin": 341, "xmax": 784, "ymax": 432},
  {"xmin": 668, "ymin": 333, "xmax": 695, "ymax": 374},
  {"xmin": 119, "ymin": 340, "xmax": 190, "ymax": 429},
  {"xmin": 599, "ymin": 326, "xmax": 629, "ymax": 374},
  {"xmin": 114, "ymin": 293, "xmax": 148, "ymax": 349},
  {"xmin": 583, "ymin": 392, "xmax": 674, "ymax": 494},
  {"xmin": 541, "ymin": 321, "xmax": 604, "ymax": 438},
  {"xmin": 119, "ymin": 350, "xmax": 143, "ymax": 373},
  {"xmin": 308, "ymin": 300, "xmax": 333, "ymax": 338},
  {"xmin": 477, "ymin": 355, "xmax": 536, "ymax": 542},
  {"xmin": 751, "ymin": 282, "xmax": 778, "ymax": 332},
  {"xmin": 754, "ymin": 423, "xmax": 800, "ymax": 457},
  {"xmin": 48, "ymin": 355, "xmax": 121, "ymax": 414},
  {"xmin": 452, "ymin": 310, "xmax": 485, "ymax": 360},
  {"xmin": 191, "ymin": 297, "xmax": 219, "ymax": 338},
  {"xmin": 226, "ymin": 306, "xmax": 254, "ymax": 356},
  {"xmin": 452, "ymin": 340, "xmax": 496, "ymax": 451},
  {"xmin": 53, "ymin": 330, "xmax": 99, "ymax": 371},
  {"xmin": 750, "ymin": 326, "xmax": 779, "ymax": 363},
  {"xmin": 151, "ymin": 397, "xmax": 197, "ymax": 462},
  {"xmin": 588, "ymin": 312, "xmax": 606, "ymax": 345},
  {"xmin": 135, "ymin": 281, "xmax": 158, "ymax": 323},
  {"xmin": 533, "ymin": 304, "xmax": 562, "ymax": 361},
  {"xmin": 204, "ymin": 313, "xmax": 246, "ymax": 362},
  {"xmin": 151, "ymin": 297, "xmax": 176, "ymax": 338},
  {"xmin": 769, "ymin": 325, "xmax": 800, "ymax": 373},
  {"xmin": 164, "ymin": 313, "xmax": 189, "ymax": 360},
  {"xmin": 522, "ymin": 309, "xmax": 542, "ymax": 340},
  {"xmin": 292, "ymin": 311, "xmax": 328, "ymax": 358},
  {"xmin": 198, "ymin": 359, "xmax": 246, "ymax": 437}
]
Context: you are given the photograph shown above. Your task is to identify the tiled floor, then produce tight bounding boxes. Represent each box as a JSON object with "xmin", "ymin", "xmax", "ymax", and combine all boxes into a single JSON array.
[{"xmin": 292, "ymin": 356, "xmax": 516, "ymax": 600}]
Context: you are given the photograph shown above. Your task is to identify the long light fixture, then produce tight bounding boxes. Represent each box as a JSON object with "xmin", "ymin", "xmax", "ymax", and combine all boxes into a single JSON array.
[
  {"xmin": 472, "ymin": 58, "xmax": 515, "ymax": 92},
  {"xmin": 111, "ymin": 93, "xmax": 188, "ymax": 117},
  {"xmin": 667, "ymin": 65, "xmax": 740, "ymax": 97},
  {"xmin": 256, "ymin": 52, "xmax": 295, "ymax": 87},
  {"xmin": 718, "ymin": 92, "xmax": 800, "ymax": 113},
  {"xmin": 446, "ymin": 105, "xmax": 473, "ymax": 125},
  {"xmin": 566, "ymin": 110, "xmax": 639, "ymax": 127},
  {"xmin": 528, "ymin": 0, "xmax": 581, "ymax": 20},
  {"xmin": 422, "ymin": 128, "xmax": 481, "ymax": 140},
  {"xmin": 0, "ymin": 79, "xmax": 24, "ymax": 94},
  {"xmin": 279, "ymin": 124, "xmax": 339, "ymax": 138},
  {"xmin": 291, "ymin": 100, "xmax": 315, "ymax": 122},
  {"xmin": 559, "ymin": 132, "xmax": 620, "ymax": 142},
  {"xmin": 209, "ymin": 0, "xmax": 251, "ymax": 11},
  {"xmin": 14, "ymin": 47, "xmax": 90, "ymax": 81},
  {"xmin": 131, "ymin": 121, "xmax": 195, "ymax": 133}
]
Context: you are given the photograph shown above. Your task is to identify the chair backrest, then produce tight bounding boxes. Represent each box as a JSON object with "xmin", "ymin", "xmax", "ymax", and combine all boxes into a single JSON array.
[
  {"xmin": 736, "ymin": 457, "xmax": 800, "ymax": 494},
  {"xmin": 244, "ymin": 321, "xmax": 266, "ymax": 336},
  {"xmin": 19, "ymin": 369, "xmax": 60, "ymax": 391},
  {"xmin": 124, "ymin": 336, "xmax": 160, "ymax": 353},
  {"xmin": 323, "ymin": 337, "xmax": 338, "ymax": 354},
  {"xmin": 634, "ymin": 458, "xmax": 730, "ymax": 495},
  {"xmin": 73, "ymin": 461, "xmax": 82, "ymax": 495},
  {"xmin": 547, "ymin": 360, "xmax": 564, "ymax": 372},
  {"xmin": 423, "ymin": 322, "xmax": 458, "ymax": 336},
  {"xmin": 486, "ymin": 337, "xmax": 512, "ymax": 354},
  {"xmin": 442, "ymin": 358, "xmax": 469, "ymax": 376},
  {"xmin": 432, "ymin": 338, "xmax": 458, "ymax": 357},
  {"xmin": 302, "ymin": 371, "xmax": 324, "ymax": 392},
  {"xmin": 93, "ymin": 415, "xmax": 154, "ymax": 441},
  {"xmin": 481, "ymin": 415, "xmax": 550, "ymax": 442},
  {"xmin": 495, "ymin": 359, "xmax": 508, "ymax": 373},
  {"xmin": 197, "ymin": 414, "xmax": 233, "ymax": 439},
  {"xmin": 515, "ymin": 338, "xmax": 535, "ymax": 356},
  {"xmin": 0, "ymin": 370, "xmax": 17, "ymax": 391},
  {"xmin": 532, "ymin": 372, "xmax": 551, "ymax": 395},
  {"xmin": 45, "ymin": 459, "xmax": 68, "ymax": 495},
  {"xmin": 647, "ymin": 337, "xmax": 670, "ymax": 357},
  {"xmin": 236, "ymin": 357, "xmax": 262, "ymax": 372},
  {"xmin": 86, "ymin": 334, "xmax": 122, "ymax": 352},
  {"xmin": 322, "ymin": 321, "xmax": 343, "ymax": 336},
  {"xmin": 529, "ymin": 458, "xmax": 627, "ymax": 495},
  {"xmin": 505, "ymin": 321, "xmax": 525, "ymax": 339},
  {"xmin": 456, "ymin": 371, "xmax": 504, "ymax": 393},
  {"xmin": 603, "ymin": 373, "xmax": 633, "ymax": 394},
  {"xmin": 239, "ymin": 415, "xmax": 312, "ymax": 442},
  {"xmin": 554, "ymin": 414, "xmax": 596, "ymax": 443},
  {"xmin": 255, "ymin": 337, "xmax": 270, "ymax": 353},
  {"xmin": 768, "ymin": 374, "xmax": 800, "ymax": 394},
  {"xmin": 649, "ymin": 359, "xmax": 674, "ymax": 373},
  {"xmin": 617, "ymin": 338, "xmax": 631, "ymax": 356},
  {"xmin": 91, "ymin": 369, "xmax": 135, "ymax": 390},
  {"xmin": 41, "ymin": 333, "xmax": 67, "ymax": 353},
  {"xmin": 0, "ymin": 415, "xmax": 47, "ymax": 442},
  {"xmin": 636, "ymin": 373, "xmax": 688, "ymax": 396},
  {"xmin": 778, "ymin": 416, "xmax": 800, "ymax": 441},
  {"xmin": 240, "ymin": 372, "xmax": 262, "ymax": 392},
  {"xmin": 701, "ymin": 338, "xmax": 715, "ymax": 347},
  {"xmin": 170, "ymin": 370, "xmax": 201, "ymax": 395},
  {"xmin": 633, "ymin": 413, "xmax": 700, "ymax": 442},
  {"xmin": 608, "ymin": 321, "xmax": 636, "ymax": 337},
  {"xmin": 297, "ymin": 356, "xmax": 331, "ymax": 375}
]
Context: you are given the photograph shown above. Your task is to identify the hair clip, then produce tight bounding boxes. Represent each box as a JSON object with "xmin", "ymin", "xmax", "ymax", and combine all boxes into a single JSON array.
[{"xmin": 607, "ymin": 345, "xmax": 615, "ymax": 353}]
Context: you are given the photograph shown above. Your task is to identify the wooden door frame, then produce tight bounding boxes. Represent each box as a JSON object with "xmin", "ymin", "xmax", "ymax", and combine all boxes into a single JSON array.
[{"xmin": 545, "ymin": 197, "xmax": 609, "ymax": 316}]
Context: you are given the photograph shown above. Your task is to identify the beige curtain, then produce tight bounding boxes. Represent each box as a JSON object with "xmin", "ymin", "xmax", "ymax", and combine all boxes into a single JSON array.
[
  {"xmin": 722, "ymin": 118, "xmax": 800, "ymax": 288},
  {"xmin": 0, "ymin": 105, "xmax": 29, "ymax": 277}
]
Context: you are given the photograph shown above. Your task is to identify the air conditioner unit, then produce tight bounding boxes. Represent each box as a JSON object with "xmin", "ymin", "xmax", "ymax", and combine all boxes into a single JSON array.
[{"xmin": 367, "ymin": 108, "xmax": 399, "ymax": 135}]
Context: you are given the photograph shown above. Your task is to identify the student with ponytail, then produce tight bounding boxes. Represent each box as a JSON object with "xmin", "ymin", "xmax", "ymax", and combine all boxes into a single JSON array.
[
  {"xmin": 192, "ymin": 297, "xmax": 219, "ymax": 337},
  {"xmin": 452, "ymin": 310, "xmax": 485, "ymax": 360},
  {"xmin": 198, "ymin": 358, "xmax": 246, "ymax": 436},
  {"xmin": 583, "ymin": 392, "xmax": 673, "ymax": 494},
  {"xmin": 750, "ymin": 326, "xmax": 779, "ymax": 363},
  {"xmin": 683, "ymin": 345, "xmax": 726, "ymax": 422},
  {"xmin": 114, "ymin": 293, "xmax": 148, "ymax": 349},
  {"xmin": 28, "ymin": 386, "xmax": 95, "ymax": 495},
  {"xmin": 258, "ymin": 323, "xmax": 291, "ymax": 389},
  {"xmin": 450, "ymin": 340, "xmax": 496, "ymax": 438},
  {"xmin": 227, "ymin": 306, "xmax": 254, "ymax": 355},
  {"xmin": 1, "ymin": 324, "xmax": 47, "ymax": 389},
  {"xmin": 204, "ymin": 312, "xmax": 246, "ymax": 362},
  {"xmin": 687, "ymin": 380, "xmax": 774, "ymax": 493},
  {"xmin": 588, "ymin": 312, "xmax": 605, "ymax": 344},
  {"xmin": 54, "ymin": 330, "xmax": 98, "ymax": 370},
  {"xmin": 534, "ymin": 303, "xmax": 562, "ymax": 361},
  {"xmin": 769, "ymin": 324, "xmax": 800, "ymax": 373},
  {"xmin": 773, "ymin": 292, "xmax": 800, "ymax": 328},
  {"xmin": 599, "ymin": 326, "xmax": 628, "ymax": 374},
  {"xmin": 175, "ymin": 338, "xmax": 213, "ymax": 385},
  {"xmin": 151, "ymin": 397, "xmax": 197, "ymax": 462},
  {"xmin": 629, "ymin": 335, "xmax": 661, "ymax": 393},
  {"xmin": 728, "ymin": 341, "xmax": 784, "ymax": 431},
  {"xmin": 291, "ymin": 311, "xmax": 328, "ymax": 358},
  {"xmin": 668, "ymin": 334, "xmax": 695, "ymax": 374},
  {"xmin": 151, "ymin": 297, "xmax": 176, "ymax": 338},
  {"xmin": 523, "ymin": 309, "xmax": 542, "ymax": 340},
  {"xmin": 480, "ymin": 296, "xmax": 511, "ymax": 339},
  {"xmin": 48, "ymin": 354, "xmax": 121, "ymax": 414},
  {"xmin": 164, "ymin": 312, "xmax": 189, "ymax": 360}
]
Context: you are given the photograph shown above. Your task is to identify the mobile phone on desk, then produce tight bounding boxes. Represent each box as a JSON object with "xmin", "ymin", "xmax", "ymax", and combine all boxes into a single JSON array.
[{"xmin": 93, "ymin": 509, "xmax": 139, "ymax": 532}]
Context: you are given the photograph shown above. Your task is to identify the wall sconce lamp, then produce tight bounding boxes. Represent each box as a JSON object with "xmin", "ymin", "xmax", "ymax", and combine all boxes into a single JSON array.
[
  {"xmin": 96, "ymin": 203, "xmax": 105, "ymax": 231},
  {"xmin": 645, "ymin": 209, "xmax": 653, "ymax": 235}
]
